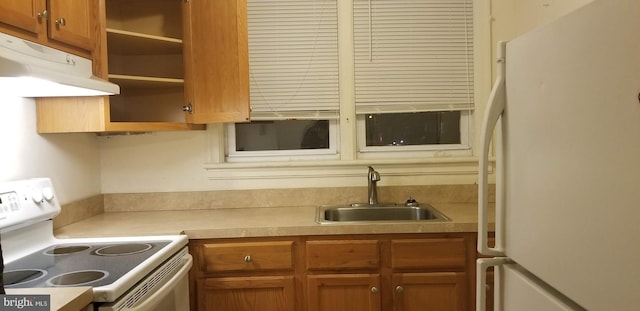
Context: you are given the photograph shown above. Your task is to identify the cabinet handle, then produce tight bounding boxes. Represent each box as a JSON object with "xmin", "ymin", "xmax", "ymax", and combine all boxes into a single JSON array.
[
  {"xmin": 182, "ymin": 103, "xmax": 193, "ymax": 113},
  {"xmin": 395, "ymin": 285, "xmax": 404, "ymax": 293},
  {"xmin": 370, "ymin": 287, "xmax": 378, "ymax": 293},
  {"xmin": 55, "ymin": 18, "xmax": 66, "ymax": 26},
  {"xmin": 244, "ymin": 255, "xmax": 252, "ymax": 263},
  {"xmin": 37, "ymin": 10, "xmax": 49, "ymax": 20}
]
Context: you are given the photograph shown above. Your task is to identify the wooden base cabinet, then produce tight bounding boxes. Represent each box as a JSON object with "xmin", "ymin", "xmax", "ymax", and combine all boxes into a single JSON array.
[
  {"xmin": 190, "ymin": 238, "xmax": 300, "ymax": 311},
  {"xmin": 484, "ymin": 270, "xmax": 494, "ymax": 311},
  {"xmin": 476, "ymin": 236, "xmax": 495, "ymax": 311},
  {"xmin": 307, "ymin": 274, "xmax": 381, "ymax": 311},
  {"xmin": 190, "ymin": 234, "xmax": 476, "ymax": 311},
  {"xmin": 392, "ymin": 272, "xmax": 467, "ymax": 311},
  {"xmin": 199, "ymin": 276, "xmax": 295, "ymax": 311}
]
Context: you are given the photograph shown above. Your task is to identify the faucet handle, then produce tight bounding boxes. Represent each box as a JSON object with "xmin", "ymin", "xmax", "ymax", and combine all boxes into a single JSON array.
[{"xmin": 368, "ymin": 166, "xmax": 380, "ymax": 182}]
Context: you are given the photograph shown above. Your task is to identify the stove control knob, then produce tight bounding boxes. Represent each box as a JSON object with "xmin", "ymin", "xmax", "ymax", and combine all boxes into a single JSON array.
[
  {"xmin": 42, "ymin": 187, "xmax": 54, "ymax": 201},
  {"xmin": 31, "ymin": 189, "xmax": 44, "ymax": 203}
]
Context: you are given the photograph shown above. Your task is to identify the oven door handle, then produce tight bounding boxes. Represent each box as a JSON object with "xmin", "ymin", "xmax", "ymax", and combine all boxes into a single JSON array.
[{"xmin": 133, "ymin": 254, "xmax": 193, "ymax": 311}]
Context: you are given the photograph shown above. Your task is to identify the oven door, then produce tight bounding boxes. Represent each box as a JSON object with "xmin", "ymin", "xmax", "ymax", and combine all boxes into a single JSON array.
[{"xmin": 98, "ymin": 252, "xmax": 192, "ymax": 311}]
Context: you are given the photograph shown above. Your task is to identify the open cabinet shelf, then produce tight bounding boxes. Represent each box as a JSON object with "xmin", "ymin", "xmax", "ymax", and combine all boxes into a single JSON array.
[
  {"xmin": 106, "ymin": 28, "xmax": 182, "ymax": 55},
  {"xmin": 102, "ymin": 0, "xmax": 196, "ymax": 129},
  {"xmin": 109, "ymin": 74, "xmax": 184, "ymax": 89}
]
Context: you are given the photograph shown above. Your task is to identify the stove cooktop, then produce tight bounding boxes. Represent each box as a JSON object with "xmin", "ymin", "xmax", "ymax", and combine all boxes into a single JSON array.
[{"xmin": 4, "ymin": 241, "xmax": 171, "ymax": 288}]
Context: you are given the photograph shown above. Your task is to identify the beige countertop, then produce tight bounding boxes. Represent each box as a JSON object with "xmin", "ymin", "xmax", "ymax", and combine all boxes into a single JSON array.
[
  {"xmin": 55, "ymin": 203, "xmax": 491, "ymax": 239},
  {"xmin": 5, "ymin": 287, "xmax": 93, "ymax": 311}
]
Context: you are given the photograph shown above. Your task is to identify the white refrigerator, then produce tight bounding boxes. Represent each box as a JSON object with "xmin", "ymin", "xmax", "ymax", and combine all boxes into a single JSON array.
[{"xmin": 476, "ymin": 0, "xmax": 640, "ymax": 310}]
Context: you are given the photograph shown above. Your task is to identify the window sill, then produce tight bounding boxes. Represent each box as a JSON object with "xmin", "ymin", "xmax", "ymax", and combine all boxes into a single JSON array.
[{"xmin": 203, "ymin": 157, "xmax": 494, "ymax": 189}]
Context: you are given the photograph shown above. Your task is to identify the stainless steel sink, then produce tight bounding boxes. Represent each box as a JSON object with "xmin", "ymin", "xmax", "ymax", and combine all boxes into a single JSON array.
[{"xmin": 316, "ymin": 203, "xmax": 449, "ymax": 224}]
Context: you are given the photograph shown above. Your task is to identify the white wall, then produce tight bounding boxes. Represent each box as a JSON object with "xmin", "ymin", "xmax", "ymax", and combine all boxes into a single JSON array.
[
  {"xmin": 492, "ymin": 0, "xmax": 595, "ymax": 47},
  {"xmin": 0, "ymin": 96, "xmax": 102, "ymax": 204},
  {"xmin": 97, "ymin": 130, "xmax": 212, "ymax": 193}
]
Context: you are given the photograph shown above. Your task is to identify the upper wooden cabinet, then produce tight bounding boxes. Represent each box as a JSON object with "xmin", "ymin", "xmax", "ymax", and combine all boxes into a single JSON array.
[
  {"xmin": 182, "ymin": 0, "xmax": 250, "ymax": 124},
  {"xmin": 0, "ymin": 0, "xmax": 43, "ymax": 35},
  {"xmin": 36, "ymin": 0, "xmax": 250, "ymax": 133},
  {"xmin": 48, "ymin": 0, "xmax": 95, "ymax": 51},
  {"xmin": 37, "ymin": 0, "xmax": 198, "ymax": 133},
  {"xmin": 0, "ymin": 0, "xmax": 96, "ymax": 54},
  {"xmin": 101, "ymin": 0, "xmax": 196, "ymax": 130}
]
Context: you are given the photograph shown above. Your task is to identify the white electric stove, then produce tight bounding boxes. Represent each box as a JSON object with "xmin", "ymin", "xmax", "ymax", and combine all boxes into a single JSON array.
[{"xmin": 0, "ymin": 178, "xmax": 192, "ymax": 310}]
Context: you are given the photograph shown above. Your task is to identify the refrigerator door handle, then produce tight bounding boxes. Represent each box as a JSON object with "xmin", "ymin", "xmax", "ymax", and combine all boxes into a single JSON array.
[
  {"xmin": 478, "ymin": 41, "xmax": 507, "ymax": 256},
  {"xmin": 477, "ymin": 257, "xmax": 510, "ymax": 311}
]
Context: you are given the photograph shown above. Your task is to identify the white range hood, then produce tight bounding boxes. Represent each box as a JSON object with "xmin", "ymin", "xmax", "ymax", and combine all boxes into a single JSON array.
[{"xmin": 0, "ymin": 32, "xmax": 119, "ymax": 97}]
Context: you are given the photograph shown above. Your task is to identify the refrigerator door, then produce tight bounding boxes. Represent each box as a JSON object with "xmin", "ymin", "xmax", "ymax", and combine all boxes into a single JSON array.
[
  {"xmin": 499, "ymin": 0, "xmax": 640, "ymax": 310},
  {"xmin": 477, "ymin": 258, "xmax": 584, "ymax": 311},
  {"xmin": 500, "ymin": 263, "xmax": 584, "ymax": 311}
]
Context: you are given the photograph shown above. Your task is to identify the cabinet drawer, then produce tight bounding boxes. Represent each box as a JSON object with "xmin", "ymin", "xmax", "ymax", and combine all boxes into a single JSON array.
[
  {"xmin": 391, "ymin": 238, "xmax": 466, "ymax": 270},
  {"xmin": 200, "ymin": 241, "xmax": 294, "ymax": 273},
  {"xmin": 306, "ymin": 240, "xmax": 380, "ymax": 270}
]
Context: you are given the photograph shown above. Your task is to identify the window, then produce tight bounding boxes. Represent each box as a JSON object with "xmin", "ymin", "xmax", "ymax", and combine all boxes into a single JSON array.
[
  {"xmin": 353, "ymin": 0, "xmax": 474, "ymax": 155},
  {"xmin": 227, "ymin": 0, "xmax": 339, "ymax": 160},
  {"xmin": 227, "ymin": 0, "xmax": 475, "ymax": 161},
  {"xmin": 235, "ymin": 121, "xmax": 331, "ymax": 151},
  {"xmin": 364, "ymin": 111, "xmax": 461, "ymax": 146}
]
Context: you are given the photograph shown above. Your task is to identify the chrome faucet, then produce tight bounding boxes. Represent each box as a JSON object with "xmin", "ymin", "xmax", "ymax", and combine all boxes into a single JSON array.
[{"xmin": 367, "ymin": 166, "xmax": 380, "ymax": 205}]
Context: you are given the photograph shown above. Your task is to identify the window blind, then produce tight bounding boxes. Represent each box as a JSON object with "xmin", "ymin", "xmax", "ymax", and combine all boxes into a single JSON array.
[
  {"xmin": 353, "ymin": 0, "xmax": 474, "ymax": 114},
  {"xmin": 247, "ymin": 0, "xmax": 340, "ymax": 120}
]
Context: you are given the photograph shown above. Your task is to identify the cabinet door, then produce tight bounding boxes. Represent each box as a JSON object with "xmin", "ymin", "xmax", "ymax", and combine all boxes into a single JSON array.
[
  {"xmin": 0, "ymin": 0, "xmax": 45, "ymax": 34},
  {"xmin": 485, "ymin": 270, "xmax": 494, "ymax": 311},
  {"xmin": 199, "ymin": 276, "xmax": 295, "ymax": 311},
  {"xmin": 47, "ymin": 0, "xmax": 95, "ymax": 50},
  {"xmin": 392, "ymin": 272, "xmax": 467, "ymax": 311},
  {"xmin": 182, "ymin": 0, "xmax": 250, "ymax": 124},
  {"xmin": 307, "ymin": 274, "xmax": 381, "ymax": 311}
]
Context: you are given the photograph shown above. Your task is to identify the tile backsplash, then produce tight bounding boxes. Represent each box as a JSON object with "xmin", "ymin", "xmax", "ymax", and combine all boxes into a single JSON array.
[
  {"xmin": 54, "ymin": 195, "xmax": 104, "ymax": 229},
  {"xmin": 102, "ymin": 184, "xmax": 494, "ymax": 212}
]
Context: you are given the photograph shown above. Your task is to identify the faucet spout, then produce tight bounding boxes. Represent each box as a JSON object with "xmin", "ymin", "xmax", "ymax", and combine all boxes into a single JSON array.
[{"xmin": 367, "ymin": 166, "xmax": 380, "ymax": 205}]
